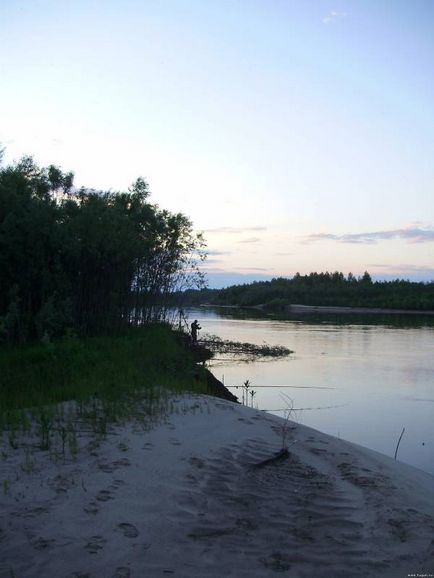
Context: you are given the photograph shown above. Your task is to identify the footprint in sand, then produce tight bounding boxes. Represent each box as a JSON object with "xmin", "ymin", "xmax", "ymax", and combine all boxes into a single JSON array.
[
  {"xmin": 113, "ymin": 458, "xmax": 131, "ymax": 467},
  {"xmin": 20, "ymin": 506, "xmax": 50, "ymax": 518},
  {"xmin": 97, "ymin": 462, "xmax": 117, "ymax": 473},
  {"xmin": 310, "ymin": 447, "xmax": 328, "ymax": 455},
  {"xmin": 98, "ymin": 458, "xmax": 131, "ymax": 473},
  {"xmin": 84, "ymin": 535, "xmax": 107, "ymax": 554},
  {"xmin": 83, "ymin": 501, "xmax": 99, "ymax": 515},
  {"xmin": 48, "ymin": 474, "xmax": 76, "ymax": 494},
  {"xmin": 96, "ymin": 489, "xmax": 114, "ymax": 502},
  {"xmin": 188, "ymin": 457, "xmax": 205, "ymax": 469},
  {"xmin": 112, "ymin": 567, "xmax": 131, "ymax": 578},
  {"xmin": 117, "ymin": 522, "xmax": 139, "ymax": 538},
  {"xmin": 237, "ymin": 417, "xmax": 254, "ymax": 424},
  {"xmin": 31, "ymin": 536, "xmax": 55, "ymax": 550}
]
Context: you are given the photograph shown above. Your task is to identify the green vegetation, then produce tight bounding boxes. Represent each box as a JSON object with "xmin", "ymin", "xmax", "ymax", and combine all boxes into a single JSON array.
[
  {"xmin": 181, "ymin": 271, "xmax": 434, "ymax": 311},
  {"xmin": 0, "ymin": 150, "xmax": 212, "ymax": 455},
  {"xmin": 0, "ymin": 324, "xmax": 210, "ymax": 453},
  {"xmin": 0, "ymin": 152, "xmax": 204, "ymax": 344},
  {"xmin": 201, "ymin": 335, "xmax": 292, "ymax": 358},
  {"xmin": 0, "ymin": 324, "xmax": 205, "ymax": 413}
]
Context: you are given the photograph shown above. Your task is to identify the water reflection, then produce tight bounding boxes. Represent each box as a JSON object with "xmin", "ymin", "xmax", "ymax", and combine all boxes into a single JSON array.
[
  {"xmin": 187, "ymin": 307, "xmax": 434, "ymax": 476},
  {"xmin": 204, "ymin": 305, "xmax": 434, "ymax": 329}
]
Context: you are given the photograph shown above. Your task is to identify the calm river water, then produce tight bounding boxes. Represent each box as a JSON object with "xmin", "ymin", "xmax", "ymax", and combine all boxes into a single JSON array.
[{"xmin": 185, "ymin": 307, "xmax": 434, "ymax": 476}]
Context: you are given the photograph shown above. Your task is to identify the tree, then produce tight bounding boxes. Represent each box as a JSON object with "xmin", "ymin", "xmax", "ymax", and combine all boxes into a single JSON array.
[{"xmin": 0, "ymin": 156, "xmax": 206, "ymax": 343}]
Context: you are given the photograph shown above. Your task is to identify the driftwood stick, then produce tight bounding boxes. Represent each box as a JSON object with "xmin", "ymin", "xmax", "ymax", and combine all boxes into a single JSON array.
[
  {"xmin": 394, "ymin": 427, "xmax": 405, "ymax": 460},
  {"xmin": 251, "ymin": 448, "xmax": 289, "ymax": 469}
]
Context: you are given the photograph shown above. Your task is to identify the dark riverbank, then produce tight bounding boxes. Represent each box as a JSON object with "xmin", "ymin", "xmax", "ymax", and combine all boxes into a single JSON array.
[
  {"xmin": 204, "ymin": 368, "xmax": 238, "ymax": 403},
  {"xmin": 185, "ymin": 339, "xmax": 238, "ymax": 403},
  {"xmin": 202, "ymin": 303, "xmax": 434, "ymax": 316},
  {"xmin": 286, "ymin": 303, "xmax": 434, "ymax": 315}
]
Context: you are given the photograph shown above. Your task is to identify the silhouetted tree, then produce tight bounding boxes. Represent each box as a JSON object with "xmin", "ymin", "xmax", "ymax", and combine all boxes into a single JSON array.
[{"xmin": 0, "ymin": 154, "xmax": 205, "ymax": 343}]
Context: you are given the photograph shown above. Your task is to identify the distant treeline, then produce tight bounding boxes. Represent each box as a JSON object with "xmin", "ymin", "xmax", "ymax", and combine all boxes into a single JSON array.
[
  {"xmin": 0, "ymin": 152, "xmax": 204, "ymax": 344},
  {"xmin": 179, "ymin": 272, "xmax": 434, "ymax": 311}
]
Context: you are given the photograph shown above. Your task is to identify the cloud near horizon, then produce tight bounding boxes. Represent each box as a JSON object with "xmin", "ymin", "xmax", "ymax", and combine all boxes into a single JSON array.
[
  {"xmin": 303, "ymin": 226, "xmax": 434, "ymax": 245},
  {"xmin": 237, "ymin": 236, "xmax": 261, "ymax": 244},
  {"xmin": 238, "ymin": 266, "xmax": 270, "ymax": 272},
  {"xmin": 203, "ymin": 271, "xmax": 274, "ymax": 289},
  {"xmin": 366, "ymin": 263, "xmax": 434, "ymax": 280},
  {"xmin": 203, "ymin": 226, "xmax": 267, "ymax": 234},
  {"xmin": 205, "ymin": 250, "xmax": 232, "ymax": 256}
]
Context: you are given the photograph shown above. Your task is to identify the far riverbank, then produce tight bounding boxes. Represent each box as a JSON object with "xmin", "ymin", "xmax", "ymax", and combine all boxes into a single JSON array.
[{"xmin": 201, "ymin": 303, "xmax": 434, "ymax": 316}]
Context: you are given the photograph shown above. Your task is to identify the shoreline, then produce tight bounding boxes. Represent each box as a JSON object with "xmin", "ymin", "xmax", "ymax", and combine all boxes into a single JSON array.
[
  {"xmin": 287, "ymin": 303, "xmax": 434, "ymax": 315},
  {"xmin": 201, "ymin": 302, "xmax": 434, "ymax": 316},
  {"xmin": 1, "ymin": 394, "xmax": 434, "ymax": 576}
]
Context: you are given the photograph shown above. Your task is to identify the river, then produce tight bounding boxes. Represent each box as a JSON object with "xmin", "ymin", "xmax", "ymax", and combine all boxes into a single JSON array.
[{"xmin": 185, "ymin": 307, "xmax": 434, "ymax": 476}]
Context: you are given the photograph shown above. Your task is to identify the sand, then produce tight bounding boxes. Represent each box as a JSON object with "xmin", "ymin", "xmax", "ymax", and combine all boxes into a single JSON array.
[{"xmin": 1, "ymin": 395, "xmax": 434, "ymax": 577}]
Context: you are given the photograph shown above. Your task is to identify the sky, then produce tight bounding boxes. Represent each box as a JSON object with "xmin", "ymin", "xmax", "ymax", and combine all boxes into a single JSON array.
[{"xmin": 1, "ymin": 0, "xmax": 433, "ymax": 288}]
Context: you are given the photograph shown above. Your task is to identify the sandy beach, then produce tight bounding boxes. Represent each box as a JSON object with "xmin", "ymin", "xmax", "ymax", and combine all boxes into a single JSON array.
[{"xmin": 1, "ymin": 394, "xmax": 434, "ymax": 577}]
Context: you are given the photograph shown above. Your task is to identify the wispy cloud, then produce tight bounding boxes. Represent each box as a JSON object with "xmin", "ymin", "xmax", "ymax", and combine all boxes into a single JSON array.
[
  {"xmin": 238, "ymin": 266, "xmax": 270, "ymax": 272},
  {"xmin": 201, "ymin": 258, "xmax": 223, "ymax": 266},
  {"xmin": 203, "ymin": 271, "xmax": 274, "ymax": 288},
  {"xmin": 203, "ymin": 226, "xmax": 267, "ymax": 234},
  {"xmin": 323, "ymin": 11, "xmax": 347, "ymax": 24},
  {"xmin": 237, "ymin": 236, "xmax": 261, "ymax": 244},
  {"xmin": 206, "ymin": 250, "xmax": 232, "ymax": 256},
  {"xmin": 302, "ymin": 226, "xmax": 434, "ymax": 245},
  {"xmin": 368, "ymin": 263, "xmax": 434, "ymax": 274},
  {"xmin": 201, "ymin": 266, "xmax": 227, "ymax": 272},
  {"xmin": 367, "ymin": 264, "xmax": 434, "ymax": 282}
]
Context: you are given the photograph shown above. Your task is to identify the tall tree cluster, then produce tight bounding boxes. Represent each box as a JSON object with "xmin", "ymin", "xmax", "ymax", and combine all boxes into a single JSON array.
[
  {"xmin": 0, "ymin": 153, "xmax": 204, "ymax": 344},
  {"xmin": 182, "ymin": 272, "xmax": 434, "ymax": 311}
]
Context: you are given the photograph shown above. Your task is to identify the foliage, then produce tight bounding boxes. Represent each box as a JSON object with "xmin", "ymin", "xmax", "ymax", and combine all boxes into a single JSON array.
[
  {"xmin": 0, "ymin": 324, "xmax": 208, "ymax": 416},
  {"xmin": 0, "ymin": 324, "xmax": 213, "ymax": 459},
  {"xmin": 0, "ymin": 155, "xmax": 205, "ymax": 343},
  {"xmin": 201, "ymin": 335, "xmax": 292, "ymax": 358},
  {"xmin": 181, "ymin": 271, "xmax": 434, "ymax": 311}
]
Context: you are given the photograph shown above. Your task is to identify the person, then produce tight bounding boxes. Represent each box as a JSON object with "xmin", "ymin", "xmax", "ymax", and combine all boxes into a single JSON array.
[{"xmin": 190, "ymin": 319, "xmax": 201, "ymax": 343}]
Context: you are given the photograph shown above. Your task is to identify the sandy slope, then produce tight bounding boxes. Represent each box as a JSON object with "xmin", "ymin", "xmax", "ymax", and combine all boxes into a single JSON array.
[{"xmin": 1, "ymin": 395, "xmax": 434, "ymax": 577}]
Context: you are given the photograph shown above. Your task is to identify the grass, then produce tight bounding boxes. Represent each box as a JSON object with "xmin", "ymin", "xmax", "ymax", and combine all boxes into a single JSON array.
[{"xmin": 0, "ymin": 324, "xmax": 210, "ymax": 454}]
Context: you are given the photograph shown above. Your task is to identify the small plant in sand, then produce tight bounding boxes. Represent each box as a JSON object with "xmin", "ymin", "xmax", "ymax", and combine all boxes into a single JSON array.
[
  {"xmin": 68, "ymin": 427, "xmax": 79, "ymax": 460},
  {"xmin": 236, "ymin": 380, "xmax": 257, "ymax": 407},
  {"xmin": 280, "ymin": 393, "xmax": 297, "ymax": 451},
  {"xmin": 251, "ymin": 393, "xmax": 297, "ymax": 468},
  {"xmin": 59, "ymin": 425, "xmax": 68, "ymax": 456},
  {"xmin": 243, "ymin": 380, "xmax": 250, "ymax": 405},
  {"xmin": 20, "ymin": 450, "xmax": 36, "ymax": 474},
  {"xmin": 118, "ymin": 441, "xmax": 129, "ymax": 452},
  {"xmin": 8, "ymin": 429, "xmax": 18, "ymax": 450},
  {"xmin": 2, "ymin": 479, "xmax": 10, "ymax": 495},
  {"xmin": 36, "ymin": 410, "xmax": 53, "ymax": 450}
]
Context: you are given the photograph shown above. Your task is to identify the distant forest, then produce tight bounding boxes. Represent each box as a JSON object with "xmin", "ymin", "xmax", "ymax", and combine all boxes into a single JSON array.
[
  {"xmin": 180, "ymin": 272, "xmax": 434, "ymax": 311},
  {"xmin": 0, "ymin": 151, "xmax": 204, "ymax": 344}
]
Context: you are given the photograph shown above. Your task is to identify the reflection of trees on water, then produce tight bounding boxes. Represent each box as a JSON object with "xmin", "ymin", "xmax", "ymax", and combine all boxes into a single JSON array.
[{"xmin": 207, "ymin": 307, "xmax": 434, "ymax": 329}]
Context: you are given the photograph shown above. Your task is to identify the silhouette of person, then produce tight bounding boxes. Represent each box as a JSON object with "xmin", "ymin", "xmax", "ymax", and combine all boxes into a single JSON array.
[{"xmin": 190, "ymin": 320, "xmax": 201, "ymax": 343}]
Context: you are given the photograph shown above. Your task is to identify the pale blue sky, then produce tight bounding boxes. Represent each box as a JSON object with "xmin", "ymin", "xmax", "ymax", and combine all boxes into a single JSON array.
[{"xmin": 1, "ymin": 0, "xmax": 433, "ymax": 287}]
